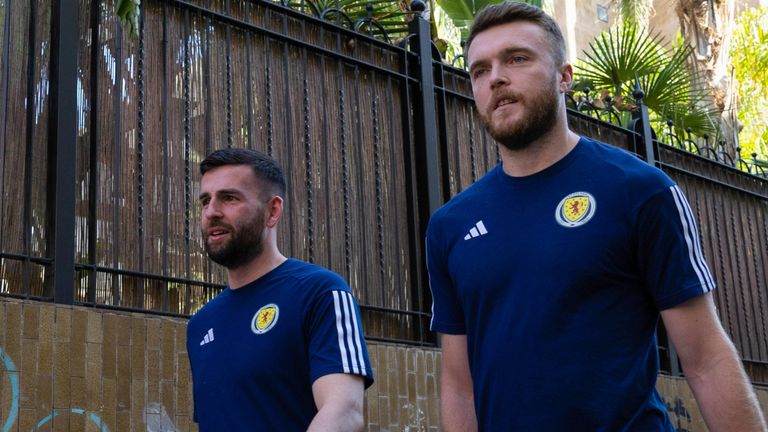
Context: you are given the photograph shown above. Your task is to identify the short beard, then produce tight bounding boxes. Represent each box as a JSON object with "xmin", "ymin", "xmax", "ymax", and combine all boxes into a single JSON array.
[
  {"xmin": 203, "ymin": 211, "xmax": 265, "ymax": 270},
  {"xmin": 481, "ymin": 86, "xmax": 561, "ymax": 152}
]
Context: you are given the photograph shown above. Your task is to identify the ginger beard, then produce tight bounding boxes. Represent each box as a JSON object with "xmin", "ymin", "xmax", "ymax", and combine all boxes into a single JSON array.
[
  {"xmin": 479, "ymin": 75, "xmax": 561, "ymax": 151},
  {"xmin": 202, "ymin": 207, "xmax": 266, "ymax": 270}
]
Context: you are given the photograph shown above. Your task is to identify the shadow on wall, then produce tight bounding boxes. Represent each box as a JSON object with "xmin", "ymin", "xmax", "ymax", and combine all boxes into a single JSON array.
[{"xmin": 0, "ymin": 347, "xmax": 177, "ymax": 432}]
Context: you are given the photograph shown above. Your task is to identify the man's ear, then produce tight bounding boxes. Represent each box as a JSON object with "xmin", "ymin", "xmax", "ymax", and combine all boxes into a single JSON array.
[
  {"xmin": 265, "ymin": 195, "xmax": 284, "ymax": 228},
  {"xmin": 558, "ymin": 63, "xmax": 574, "ymax": 93}
]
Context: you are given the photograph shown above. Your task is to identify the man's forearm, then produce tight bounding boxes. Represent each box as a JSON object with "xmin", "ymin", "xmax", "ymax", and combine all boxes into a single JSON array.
[
  {"xmin": 684, "ymin": 350, "xmax": 767, "ymax": 431},
  {"xmin": 441, "ymin": 392, "xmax": 478, "ymax": 432},
  {"xmin": 307, "ymin": 402, "xmax": 364, "ymax": 432}
]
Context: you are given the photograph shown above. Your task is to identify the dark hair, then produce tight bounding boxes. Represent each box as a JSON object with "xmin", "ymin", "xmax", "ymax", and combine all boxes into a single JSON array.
[
  {"xmin": 200, "ymin": 148, "xmax": 287, "ymax": 199},
  {"xmin": 466, "ymin": 1, "xmax": 566, "ymax": 68}
]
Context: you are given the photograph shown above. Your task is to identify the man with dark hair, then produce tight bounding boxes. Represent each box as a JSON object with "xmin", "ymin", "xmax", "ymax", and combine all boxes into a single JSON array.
[
  {"xmin": 426, "ymin": 2, "xmax": 766, "ymax": 431},
  {"xmin": 187, "ymin": 147, "xmax": 373, "ymax": 431}
]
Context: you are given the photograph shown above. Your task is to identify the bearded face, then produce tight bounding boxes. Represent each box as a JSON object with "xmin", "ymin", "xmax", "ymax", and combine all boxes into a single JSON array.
[
  {"xmin": 478, "ymin": 78, "xmax": 561, "ymax": 151},
  {"xmin": 467, "ymin": 22, "xmax": 567, "ymax": 152},
  {"xmin": 203, "ymin": 206, "xmax": 266, "ymax": 269}
]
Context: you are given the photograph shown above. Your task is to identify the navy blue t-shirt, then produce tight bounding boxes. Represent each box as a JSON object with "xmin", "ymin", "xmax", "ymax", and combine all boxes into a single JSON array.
[
  {"xmin": 187, "ymin": 259, "xmax": 373, "ymax": 431},
  {"xmin": 427, "ymin": 137, "xmax": 715, "ymax": 431}
]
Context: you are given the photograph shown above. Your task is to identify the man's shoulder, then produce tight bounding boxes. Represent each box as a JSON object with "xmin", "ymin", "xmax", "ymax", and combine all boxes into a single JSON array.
[
  {"xmin": 579, "ymin": 136, "xmax": 674, "ymax": 193},
  {"xmin": 284, "ymin": 259, "xmax": 351, "ymax": 293},
  {"xmin": 432, "ymin": 165, "xmax": 502, "ymax": 221}
]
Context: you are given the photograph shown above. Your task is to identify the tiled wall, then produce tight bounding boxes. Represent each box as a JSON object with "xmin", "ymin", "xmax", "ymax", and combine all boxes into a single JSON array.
[{"xmin": 0, "ymin": 299, "xmax": 765, "ymax": 431}]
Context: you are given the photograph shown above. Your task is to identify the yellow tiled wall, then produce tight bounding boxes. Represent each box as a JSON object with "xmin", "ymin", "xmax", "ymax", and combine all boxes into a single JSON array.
[{"xmin": 0, "ymin": 299, "xmax": 765, "ymax": 431}]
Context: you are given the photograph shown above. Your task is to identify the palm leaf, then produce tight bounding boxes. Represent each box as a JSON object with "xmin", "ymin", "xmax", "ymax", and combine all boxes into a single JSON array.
[
  {"xmin": 436, "ymin": 0, "xmax": 543, "ymax": 41},
  {"xmin": 297, "ymin": 0, "xmax": 413, "ymax": 39},
  {"xmin": 576, "ymin": 24, "xmax": 665, "ymax": 96},
  {"xmin": 654, "ymin": 103, "xmax": 720, "ymax": 141}
]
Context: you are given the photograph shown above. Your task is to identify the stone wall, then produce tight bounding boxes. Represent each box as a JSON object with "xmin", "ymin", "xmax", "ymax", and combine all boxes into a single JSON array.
[{"xmin": 0, "ymin": 299, "xmax": 765, "ymax": 431}]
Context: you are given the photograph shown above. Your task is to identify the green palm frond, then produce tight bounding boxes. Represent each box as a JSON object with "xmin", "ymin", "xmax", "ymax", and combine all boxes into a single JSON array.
[
  {"xmin": 576, "ymin": 24, "xmax": 665, "ymax": 95},
  {"xmin": 436, "ymin": 0, "xmax": 543, "ymax": 41},
  {"xmin": 575, "ymin": 22, "xmax": 720, "ymax": 137},
  {"xmin": 637, "ymin": 43, "xmax": 709, "ymax": 111},
  {"xmin": 654, "ymin": 103, "xmax": 720, "ymax": 139},
  {"xmin": 279, "ymin": 0, "xmax": 412, "ymax": 39},
  {"xmin": 116, "ymin": 0, "xmax": 141, "ymax": 37},
  {"xmin": 610, "ymin": 0, "xmax": 653, "ymax": 24}
]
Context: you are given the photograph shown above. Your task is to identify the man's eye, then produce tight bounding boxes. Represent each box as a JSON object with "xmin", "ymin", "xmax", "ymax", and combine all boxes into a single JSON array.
[
  {"xmin": 511, "ymin": 56, "xmax": 527, "ymax": 63},
  {"xmin": 472, "ymin": 68, "xmax": 487, "ymax": 79}
]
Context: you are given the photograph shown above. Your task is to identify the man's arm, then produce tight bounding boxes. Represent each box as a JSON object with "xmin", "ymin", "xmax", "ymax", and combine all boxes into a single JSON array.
[
  {"xmin": 661, "ymin": 293, "xmax": 767, "ymax": 432},
  {"xmin": 308, "ymin": 373, "xmax": 365, "ymax": 432},
  {"xmin": 441, "ymin": 334, "xmax": 478, "ymax": 432}
]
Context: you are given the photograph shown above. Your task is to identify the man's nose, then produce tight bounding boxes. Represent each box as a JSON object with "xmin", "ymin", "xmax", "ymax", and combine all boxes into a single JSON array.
[
  {"xmin": 202, "ymin": 199, "xmax": 223, "ymax": 219},
  {"xmin": 489, "ymin": 66, "xmax": 509, "ymax": 89}
]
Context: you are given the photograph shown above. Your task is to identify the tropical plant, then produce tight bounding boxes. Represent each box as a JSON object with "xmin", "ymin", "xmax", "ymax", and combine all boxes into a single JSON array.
[
  {"xmin": 114, "ymin": 0, "xmax": 413, "ymax": 40},
  {"xmin": 297, "ymin": 0, "xmax": 414, "ymax": 41},
  {"xmin": 729, "ymin": 6, "xmax": 768, "ymax": 161},
  {"xmin": 575, "ymin": 23, "xmax": 719, "ymax": 139},
  {"xmin": 430, "ymin": 3, "xmax": 463, "ymax": 65},
  {"xmin": 608, "ymin": 0, "xmax": 653, "ymax": 26},
  {"xmin": 116, "ymin": 0, "xmax": 140, "ymax": 37},
  {"xmin": 435, "ymin": 0, "xmax": 542, "ymax": 41}
]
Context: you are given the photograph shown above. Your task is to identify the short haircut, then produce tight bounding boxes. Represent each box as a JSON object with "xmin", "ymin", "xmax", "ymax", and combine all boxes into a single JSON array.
[
  {"xmin": 466, "ymin": 1, "xmax": 566, "ymax": 68},
  {"xmin": 200, "ymin": 148, "xmax": 287, "ymax": 199}
]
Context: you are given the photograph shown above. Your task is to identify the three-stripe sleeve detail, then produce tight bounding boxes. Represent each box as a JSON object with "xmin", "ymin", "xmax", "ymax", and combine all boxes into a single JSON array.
[
  {"xmin": 332, "ymin": 290, "xmax": 368, "ymax": 376},
  {"xmin": 669, "ymin": 185, "xmax": 716, "ymax": 292}
]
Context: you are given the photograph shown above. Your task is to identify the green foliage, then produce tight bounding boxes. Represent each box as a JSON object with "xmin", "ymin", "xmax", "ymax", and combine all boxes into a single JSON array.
[
  {"xmin": 116, "ymin": 0, "xmax": 140, "ymax": 37},
  {"xmin": 575, "ymin": 23, "xmax": 719, "ymax": 138},
  {"xmin": 609, "ymin": 0, "xmax": 653, "ymax": 25},
  {"xmin": 301, "ymin": 0, "xmax": 413, "ymax": 40},
  {"xmin": 577, "ymin": 24, "xmax": 665, "ymax": 95},
  {"xmin": 431, "ymin": 3, "xmax": 463, "ymax": 65},
  {"xmin": 435, "ymin": 0, "xmax": 542, "ymax": 41},
  {"xmin": 730, "ymin": 6, "xmax": 768, "ymax": 160}
]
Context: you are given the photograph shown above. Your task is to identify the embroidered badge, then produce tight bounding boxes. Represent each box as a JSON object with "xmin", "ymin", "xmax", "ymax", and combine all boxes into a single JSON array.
[
  {"xmin": 555, "ymin": 192, "xmax": 596, "ymax": 227},
  {"xmin": 251, "ymin": 303, "xmax": 279, "ymax": 335}
]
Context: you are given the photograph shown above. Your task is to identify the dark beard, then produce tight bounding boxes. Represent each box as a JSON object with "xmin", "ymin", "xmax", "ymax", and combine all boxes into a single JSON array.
[
  {"xmin": 482, "ymin": 87, "xmax": 561, "ymax": 151},
  {"xmin": 203, "ymin": 211, "xmax": 265, "ymax": 270}
]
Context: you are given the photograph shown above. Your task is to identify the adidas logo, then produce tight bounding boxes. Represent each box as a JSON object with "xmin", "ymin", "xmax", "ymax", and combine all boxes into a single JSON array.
[
  {"xmin": 463, "ymin": 220, "xmax": 488, "ymax": 240},
  {"xmin": 200, "ymin": 328, "xmax": 215, "ymax": 346}
]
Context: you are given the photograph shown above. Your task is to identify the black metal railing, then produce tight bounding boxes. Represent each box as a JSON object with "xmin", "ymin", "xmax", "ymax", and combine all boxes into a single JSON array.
[{"xmin": 0, "ymin": 1, "xmax": 766, "ymax": 363}]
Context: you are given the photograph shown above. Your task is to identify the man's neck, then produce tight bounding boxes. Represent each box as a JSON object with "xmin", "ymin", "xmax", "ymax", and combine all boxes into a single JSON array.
[
  {"xmin": 226, "ymin": 248, "xmax": 287, "ymax": 289},
  {"xmin": 499, "ymin": 126, "xmax": 580, "ymax": 178}
]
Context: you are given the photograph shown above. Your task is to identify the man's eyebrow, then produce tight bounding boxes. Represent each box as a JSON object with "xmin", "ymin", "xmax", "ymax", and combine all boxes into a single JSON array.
[
  {"xmin": 198, "ymin": 188, "xmax": 244, "ymax": 200},
  {"xmin": 216, "ymin": 188, "xmax": 244, "ymax": 196},
  {"xmin": 470, "ymin": 45, "xmax": 536, "ymax": 70}
]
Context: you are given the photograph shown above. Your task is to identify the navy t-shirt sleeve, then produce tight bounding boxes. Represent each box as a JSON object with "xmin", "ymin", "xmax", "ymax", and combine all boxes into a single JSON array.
[
  {"xmin": 306, "ymin": 284, "xmax": 374, "ymax": 388},
  {"xmin": 635, "ymin": 183, "xmax": 716, "ymax": 310},
  {"xmin": 426, "ymin": 215, "xmax": 466, "ymax": 334}
]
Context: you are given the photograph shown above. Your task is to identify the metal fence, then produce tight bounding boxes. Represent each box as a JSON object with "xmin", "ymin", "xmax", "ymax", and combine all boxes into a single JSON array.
[
  {"xmin": 0, "ymin": 0, "xmax": 766, "ymax": 379},
  {"xmin": 1, "ymin": 0, "xmax": 430, "ymax": 344}
]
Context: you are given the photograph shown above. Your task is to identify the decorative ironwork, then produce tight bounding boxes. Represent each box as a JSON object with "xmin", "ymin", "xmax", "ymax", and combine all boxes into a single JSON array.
[
  {"xmin": 567, "ymin": 88, "xmax": 623, "ymax": 126},
  {"xmin": 570, "ymin": 88, "xmax": 767, "ymax": 179},
  {"xmin": 2, "ymin": 0, "xmax": 765, "ymax": 351}
]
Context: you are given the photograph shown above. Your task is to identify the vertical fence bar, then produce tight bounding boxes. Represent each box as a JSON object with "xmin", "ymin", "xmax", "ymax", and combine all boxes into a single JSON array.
[
  {"xmin": 136, "ymin": 1, "xmax": 146, "ymax": 308},
  {"xmin": 87, "ymin": 0, "xmax": 100, "ymax": 304},
  {"xmin": 48, "ymin": 0, "xmax": 79, "ymax": 304},
  {"xmin": 161, "ymin": 1, "xmax": 170, "ymax": 311},
  {"xmin": 407, "ymin": 10, "xmax": 441, "ymax": 216},
  {"xmin": 112, "ymin": 11, "xmax": 123, "ymax": 306},
  {"xmin": 407, "ymin": 4, "xmax": 440, "ymax": 343},
  {"xmin": 634, "ymin": 85, "xmax": 682, "ymax": 375},
  {"xmin": 633, "ymin": 86, "xmax": 657, "ymax": 168},
  {"xmin": 23, "ymin": 0, "xmax": 38, "ymax": 296}
]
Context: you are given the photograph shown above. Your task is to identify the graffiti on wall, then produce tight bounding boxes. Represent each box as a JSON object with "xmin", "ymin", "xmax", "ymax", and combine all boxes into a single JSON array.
[
  {"xmin": 662, "ymin": 396, "xmax": 693, "ymax": 432},
  {"xmin": 0, "ymin": 347, "xmax": 178, "ymax": 432}
]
